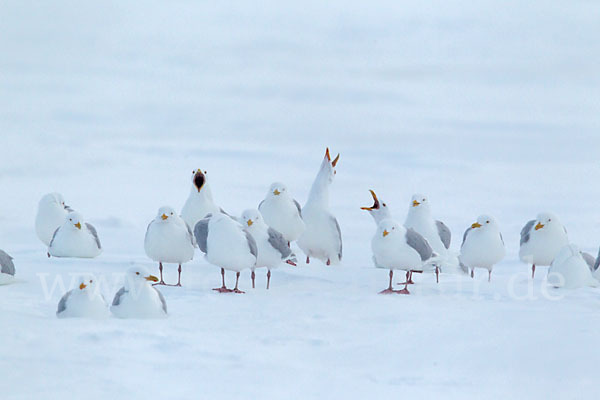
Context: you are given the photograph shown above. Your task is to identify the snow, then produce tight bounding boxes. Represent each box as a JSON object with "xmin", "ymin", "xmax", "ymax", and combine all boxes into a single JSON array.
[{"xmin": 1, "ymin": 0, "xmax": 599, "ymax": 398}]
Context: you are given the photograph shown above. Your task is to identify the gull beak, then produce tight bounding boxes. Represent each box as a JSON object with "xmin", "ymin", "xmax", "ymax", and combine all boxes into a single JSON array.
[
  {"xmin": 79, "ymin": 283, "xmax": 87, "ymax": 290},
  {"xmin": 74, "ymin": 222, "xmax": 82, "ymax": 229},
  {"xmin": 471, "ymin": 222, "xmax": 482, "ymax": 229},
  {"xmin": 360, "ymin": 189, "xmax": 380, "ymax": 211},
  {"xmin": 383, "ymin": 230, "xmax": 389, "ymax": 237},
  {"xmin": 161, "ymin": 214, "xmax": 168, "ymax": 220},
  {"xmin": 145, "ymin": 275, "xmax": 159, "ymax": 282},
  {"xmin": 412, "ymin": 200, "xmax": 420, "ymax": 207},
  {"xmin": 325, "ymin": 147, "xmax": 331, "ymax": 161},
  {"xmin": 273, "ymin": 189, "xmax": 281, "ymax": 196},
  {"xmin": 535, "ymin": 222, "xmax": 545, "ymax": 230},
  {"xmin": 332, "ymin": 153, "xmax": 340, "ymax": 167},
  {"xmin": 247, "ymin": 219, "xmax": 253, "ymax": 227}
]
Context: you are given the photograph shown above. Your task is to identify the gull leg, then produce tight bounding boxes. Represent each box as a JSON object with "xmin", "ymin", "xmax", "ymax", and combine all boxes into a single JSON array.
[
  {"xmin": 267, "ymin": 270, "xmax": 271, "ymax": 290},
  {"xmin": 379, "ymin": 270, "xmax": 399, "ymax": 294},
  {"xmin": 471, "ymin": 268, "xmax": 474, "ymax": 279},
  {"xmin": 153, "ymin": 262, "xmax": 167, "ymax": 286},
  {"xmin": 398, "ymin": 277, "xmax": 410, "ymax": 295},
  {"xmin": 532, "ymin": 264, "xmax": 536, "ymax": 279},
  {"xmin": 435, "ymin": 266, "xmax": 440, "ymax": 283},
  {"xmin": 175, "ymin": 264, "xmax": 182, "ymax": 287},
  {"xmin": 398, "ymin": 271, "xmax": 415, "ymax": 285},
  {"xmin": 327, "ymin": 259, "xmax": 331, "ymax": 266},
  {"xmin": 47, "ymin": 252, "xmax": 51, "ymax": 258},
  {"xmin": 233, "ymin": 272, "xmax": 245, "ymax": 294},
  {"xmin": 306, "ymin": 256, "xmax": 310, "ymax": 264},
  {"xmin": 213, "ymin": 268, "xmax": 232, "ymax": 293},
  {"xmin": 488, "ymin": 270, "xmax": 492, "ymax": 282},
  {"xmin": 251, "ymin": 270, "xmax": 256, "ymax": 289}
]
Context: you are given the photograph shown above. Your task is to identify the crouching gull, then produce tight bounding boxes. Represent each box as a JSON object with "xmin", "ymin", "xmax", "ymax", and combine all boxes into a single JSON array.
[
  {"xmin": 371, "ymin": 219, "xmax": 433, "ymax": 295},
  {"xmin": 48, "ymin": 212, "xmax": 102, "ymax": 258},
  {"xmin": 35, "ymin": 193, "xmax": 73, "ymax": 247},
  {"xmin": 258, "ymin": 182, "xmax": 305, "ymax": 245},
  {"xmin": 241, "ymin": 209, "xmax": 297, "ymax": 289},
  {"xmin": 459, "ymin": 215, "xmax": 505, "ymax": 281},
  {"xmin": 0, "ymin": 250, "xmax": 16, "ymax": 285},
  {"xmin": 297, "ymin": 148, "xmax": 342, "ymax": 266},
  {"xmin": 519, "ymin": 212, "xmax": 568, "ymax": 279},
  {"xmin": 181, "ymin": 169, "xmax": 227, "ymax": 232},
  {"xmin": 547, "ymin": 244, "xmax": 598, "ymax": 289},
  {"xmin": 194, "ymin": 213, "xmax": 257, "ymax": 294},
  {"xmin": 145, "ymin": 206, "xmax": 195, "ymax": 286},
  {"xmin": 111, "ymin": 267, "xmax": 167, "ymax": 319},
  {"xmin": 56, "ymin": 275, "xmax": 109, "ymax": 319}
]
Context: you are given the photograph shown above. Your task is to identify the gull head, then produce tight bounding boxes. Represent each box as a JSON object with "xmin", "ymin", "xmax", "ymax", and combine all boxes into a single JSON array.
[
  {"xmin": 471, "ymin": 215, "xmax": 498, "ymax": 231},
  {"xmin": 377, "ymin": 218, "xmax": 401, "ymax": 239},
  {"xmin": 535, "ymin": 212, "xmax": 560, "ymax": 231},
  {"xmin": 241, "ymin": 209, "xmax": 263, "ymax": 228},
  {"xmin": 268, "ymin": 182, "xmax": 288, "ymax": 198},
  {"xmin": 156, "ymin": 206, "xmax": 176, "ymax": 222},
  {"xmin": 126, "ymin": 267, "xmax": 158, "ymax": 286},
  {"xmin": 65, "ymin": 212, "xmax": 84, "ymax": 230},
  {"xmin": 321, "ymin": 147, "xmax": 340, "ymax": 183},
  {"xmin": 361, "ymin": 190, "xmax": 391, "ymax": 223},
  {"xmin": 76, "ymin": 275, "xmax": 97, "ymax": 292},
  {"xmin": 40, "ymin": 192, "xmax": 68, "ymax": 210},
  {"xmin": 191, "ymin": 169, "xmax": 207, "ymax": 192}
]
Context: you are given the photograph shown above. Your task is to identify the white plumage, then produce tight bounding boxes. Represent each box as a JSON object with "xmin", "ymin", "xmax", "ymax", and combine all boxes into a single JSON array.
[
  {"xmin": 144, "ymin": 206, "xmax": 195, "ymax": 286},
  {"xmin": 181, "ymin": 169, "xmax": 223, "ymax": 231},
  {"xmin": 110, "ymin": 267, "xmax": 167, "ymax": 319},
  {"xmin": 258, "ymin": 182, "xmax": 305, "ymax": 243},
  {"xmin": 35, "ymin": 193, "xmax": 73, "ymax": 246},
  {"xmin": 48, "ymin": 212, "xmax": 102, "ymax": 258},
  {"xmin": 548, "ymin": 244, "xmax": 598, "ymax": 289},
  {"xmin": 56, "ymin": 276, "xmax": 109, "ymax": 319},
  {"xmin": 519, "ymin": 212, "xmax": 569, "ymax": 278},
  {"xmin": 459, "ymin": 215, "xmax": 505, "ymax": 281}
]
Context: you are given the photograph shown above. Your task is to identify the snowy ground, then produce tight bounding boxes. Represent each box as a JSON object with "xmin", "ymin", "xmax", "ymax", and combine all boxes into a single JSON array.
[{"xmin": 1, "ymin": 1, "xmax": 599, "ymax": 399}]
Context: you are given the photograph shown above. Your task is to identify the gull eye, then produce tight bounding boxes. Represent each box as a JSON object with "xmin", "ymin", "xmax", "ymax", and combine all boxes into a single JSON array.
[
  {"xmin": 548, "ymin": 219, "xmax": 552, "ymax": 222},
  {"xmin": 382, "ymin": 203, "xmax": 387, "ymax": 207},
  {"xmin": 204, "ymin": 170, "xmax": 207, "ymax": 174},
  {"xmin": 136, "ymin": 272, "xmax": 140, "ymax": 275},
  {"xmin": 486, "ymin": 220, "xmax": 490, "ymax": 224},
  {"xmin": 89, "ymin": 280, "xmax": 93, "ymax": 283},
  {"xmin": 171, "ymin": 212, "xmax": 174, "ymax": 215}
]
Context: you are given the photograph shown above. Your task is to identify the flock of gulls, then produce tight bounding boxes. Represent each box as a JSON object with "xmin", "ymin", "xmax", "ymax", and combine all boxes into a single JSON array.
[{"xmin": 2, "ymin": 148, "xmax": 600, "ymax": 319}]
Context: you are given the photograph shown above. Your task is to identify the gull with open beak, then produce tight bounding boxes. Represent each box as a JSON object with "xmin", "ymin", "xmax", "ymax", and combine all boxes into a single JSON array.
[
  {"xmin": 258, "ymin": 182, "xmax": 305, "ymax": 245},
  {"xmin": 519, "ymin": 212, "xmax": 569, "ymax": 279},
  {"xmin": 241, "ymin": 209, "xmax": 297, "ymax": 289},
  {"xmin": 111, "ymin": 267, "xmax": 167, "ymax": 319},
  {"xmin": 181, "ymin": 169, "xmax": 227, "ymax": 233},
  {"xmin": 57, "ymin": 275, "xmax": 109, "ymax": 319},
  {"xmin": 48, "ymin": 212, "xmax": 101, "ymax": 258},
  {"xmin": 459, "ymin": 215, "xmax": 505, "ymax": 281},
  {"xmin": 145, "ymin": 206, "xmax": 195, "ymax": 286},
  {"xmin": 35, "ymin": 193, "xmax": 74, "ymax": 247},
  {"xmin": 297, "ymin": 148, "xmax": 342, "ymax": 266}
]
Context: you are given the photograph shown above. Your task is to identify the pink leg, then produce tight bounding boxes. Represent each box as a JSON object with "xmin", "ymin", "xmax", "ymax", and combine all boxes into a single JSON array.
[
  {"xmin": 267, "ymin": 270, "xmax": 271, "ymax": 290},
  {"xmin": 251, "ymin": 270, "xmax": 255, "ymax": 289},
  {"xmin": 532, "ymin": 264, "xmax": 536, "ymax": 279},
  {"xmin": 326, "ymin": 259, "xmax": 331, "ymax": 266},
  {"xmin": 154, "ymin": 262, "xmax": 167, "ymax": 286},
  {"xmin": 233, "ymin": 272, "xmax": 245, "ymax": 294},
  {"xmin": 488, "ymin": 270, "xmax": 492, "ymax": 282},
  {"xmin": 213, "ymin": 268, "xmax": 232, "ymax": 293},
  {"xmin": 471, "ymin": 268, "xmax": 474, "ymax": 279},
  {"xmin": 47, "ymin": 252, "xmax": 51, "ymax": 258},
  {"xmin": 435, "ymin": 266, "xmax": 439, "ymax": 283},
  {"xmin": 379, "ymin": 270, "xmax": 399, "ymax": 294},
  {"xmin": 397, "ymin": 278, "xmax": 410, "ymax": 295},
  {"xmin": 306, "ymin": 256, "xmax": 310, "ymax": 264}
]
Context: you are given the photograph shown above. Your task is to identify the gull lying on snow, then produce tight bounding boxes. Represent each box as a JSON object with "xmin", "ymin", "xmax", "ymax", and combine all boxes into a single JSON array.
[
  {"xmin": 297, "ymin": 148, "xmax": 342, "ymax": 266},
  {"xmin": 194, "ymin": 213, "xmax": 257, "ymax": 294},
  {"xmin": 48, "ymin": 212, "xmax": 101, "ymax": 258},
  {"xmin": 459, "ymin": 215, "xmax": 505, "ymax": 281},
  {"xmin": 0, "ymin": 250, "xmax": 16, "ymax": 285},
  {"xmin": 547, "ymin": 244, "xmax": 598, "ymax": 289},
  {"xmin": 519, "ymin": 212, "xmax": 568, "ymax": 279},
  {"xmin": 145, "ymin": 206, "xmax": 195, "ymax": 286},
  {"xmin": 56, "ymin": 276, "xmax": 109, "ymax": 319},
  {"xmin": 35, "ymin": 193, "xmax": 73, "ymax": 246},
  {"xmin": 181, "ymin": 169, "xmax": 226, "ymax": 232},
  {"xmin": 259, "ymin": 182, "xmax": 305, "ymax": 245},
  {"xmin": 241, "ymin": 209, "xmax": 297, "ymax": 289},
  {"xmin": 111, "ymin": 267, "xmax": 167, "ymax": 319},
  {"xmin": 371, "ymin": 219, "xmax": 433, "ymax": 295}
]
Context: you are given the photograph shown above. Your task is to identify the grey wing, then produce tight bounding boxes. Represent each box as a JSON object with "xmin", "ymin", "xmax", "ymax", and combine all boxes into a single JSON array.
[
  {"xmin": 184, "ymin": 221, "xmax": 195, "ymax": 246},
  {"xmin": 436, "ymin": 221, "xmax": 451, "ymax": 249},
  {"xmin": 520, "ymin": 220, "xmax": 536, "ymax": 246},
  {"xmin": 461, "ymin": 227, "xmax": 473, "ymax": 248},
  {"xmin": 331, "ymin": 216, "xmax": 342, "ymax": 260},
  {"xmin": 0, "ymin": 250, "xmax": 15, "ymax": 276},
  {"xmin": 193, "ymin": 218, "xmax": 210, "ymax": 253},
  {"xmin": 499, "ymin": 232, "xmax": 504, "ymax": 246},
  {"xmin": 267, "ymin": 228, "xmax": 292, "ymax": 258},
  {"xmin": 594, "ymin": 247, "xmax": 600, "ymax": 272},
  {"xmin": 293, "ymin": 199, "xmax": 302, "ymax": 217},
  {"xmin": 111, "ymin": 287, "xmax": 127, "ymax": 306},
  {"xmin": 153, "ymin": 287, "xmax": 168, "ymax": 314},
  {"xmin": 49, "ymin": 227, "xmax": 60, "ymax": 248},
  {"xmin": 245, "ymin": 230, "xmax": 258, "ymax": 258},
  {"xmin": 405, "ymin": 228, "xmax": 433, "ymax": 261},
  {"xmin": 258, "ymin": 199, "xmax": 265, "ymax": 210},
  {"xmin": 581, "ymin": 252, "xmax": 596, "ymax": 271},
  {"xmin": 85, "ymin": 223, "xmax": 101, "ymax": 249},
  {"xmin": 56, "ymin": 290, "xmax": 72, "ymax": 315}
]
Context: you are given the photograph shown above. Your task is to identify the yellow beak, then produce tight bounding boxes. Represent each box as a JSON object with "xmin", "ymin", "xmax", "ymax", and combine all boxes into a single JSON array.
[
  {"xmin": 383, "ymin": 230, "xmax": 389, "ymax": 237},
  {"xmin": 79, "ymin": 283, "xmax": 87, "ymax": 290},
  {"xmin": 247, "ymin": 219, "xmax": 253, "ymax": 227},
  {"xmin": 145, "ymin": 275, "xmax": 159, "ymax": 282},
  {"xmin": 273, "ymin": 189, "xmax": 281, "ymax": 196},
  {"xmin": 74, "ymin": 222, "xmax": 81, "ymax": 229},
  {"xmin": 161, "ymin": 214, "xmax": 168, "ymax": 220},
  {"xmin": 471, "ymin": 222, "xmax": 482, "ymax": 229},
  {"xmin": 535, "ymin": 222, "xmax": 544, "ymax": 230},
  {"xmin": 412, "ymin": 200, "xmax": 420, "ymax": 207}
]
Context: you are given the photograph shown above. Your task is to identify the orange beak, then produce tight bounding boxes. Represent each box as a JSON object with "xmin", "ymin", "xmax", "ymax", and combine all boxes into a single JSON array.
[
  {"xmin": 361, "ymin": 190, "xmax": 380, "ymax": 211},
  {"xmin": 145, "ymin": 275, "xmax": 159, "ymax": 282},
  {"xmin": 535, "ymin": 222, "xmax": 544, "ymax": 230},
  {"xmin": 79, "ymin": 283, "xmax": 87, "ymax": 290},
  {"xmin": 247, "ymin": 219, "xmax": 253, "ymax": 227},
  {"xmin": 74, "ymin": 222, "xmax": 82, "ymax": 229},
  {"xmin": 412, "ymin": 200, "xmax": 420, "ymax": 207},
  {"xmin": 161, "ymin": 214, "xmax": 168, "ymax": 220},
  {"xmin": 471, "ymin": 222, "xmax": 482, "ymax": 229},
  {"xmin": 383, "ymin": 230, "xmax": 389, "ymax": 237},
  {"xmin": 273, "ymin": 189, "xmax": 281, "ymax": 196},
  {"xmin": 332, "ymin": 153, "xmax": 340, "ymax": 167}
]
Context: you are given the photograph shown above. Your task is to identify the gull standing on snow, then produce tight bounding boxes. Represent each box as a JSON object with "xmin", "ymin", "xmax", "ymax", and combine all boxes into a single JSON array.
[
  {"xmin": 459, "ymin": 215, "xmax": 505, "ymax": 281},
  {"xmin": 35, "ymin": 193, "xmax": 73, "ymax": 246},
  {"xmin": 258, "ymin": 182, "xmax": 305, "ymax": 245},
  {"xmin": 371, "ymin": 219, "xmax": 433, "ymax": 294},
  {"xmin": 297, "ymin": 148, "xmax": 342, "ymax": 266},
  {"xmin": 111, "ymin": 267, "xmax": 167, "ymax": 319},
  {"xmin": 181, "ymin": 169, "xmax": 225, "ymax": 231},
  {"xmin": 48, "ymin": 212, "xmax": 101, "ymax": 258},
  {"xmin": 241, "ymin": 209, "xmax": 297, "ymax": 289},
  {"xmin": 519, "ymin": 212, "xmax": 568, "ymax": 279},
  {"xmin": 0, "ymin": 250, "xmax": 16, "ymax": 285},
  {"xmin": 194, "ymin": 213, "xmax": 257, "ymax": 294},
  {"xmin": 145, "ymin": 206, "xmax": 195, "ymax": 286},
  {"xmin": 404, "ymin": 194, "xmax": 451, "ymax": 255},
  {"xmin": 547, "ymin": 244, "xmax": 598, "ymax": 289},
  {"xmin": 56, "ymin": 276, "xmax": 109, "ymax": 319}
]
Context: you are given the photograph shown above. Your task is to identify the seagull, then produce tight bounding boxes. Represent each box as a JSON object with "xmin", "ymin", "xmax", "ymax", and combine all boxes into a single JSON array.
[
  {"xmin": 35, "ymin": 193, "xmax": 73, "ymax": 246},
  {"xmin": 297, "ymin": 148, "xmax": 342, "ymax": 266},
  {"xmin": 110, "ymin": 267, "xmax": 167, "ymax": 319},
  {"xmin": 241, "ymin": 209, "xmax": 297, "ymax": 289},
  {"xmin": 56, "ymin": 275, "xmax": 109, "ymax": 319},
  {"xmin": 145, "ymin": 206, "xmax": 195, "ymax": 286},
  {"xmin": 48, "ymin": 212, "xmax": 102, "ymax": 258},
  {"xmin": 547, "ymin": 244, "xmax": 598, "ymax": 289},
  {"xmin": 404, "ymin": 194, "xmax": 451, "ymax": 255},
  {"xmin": 0, "ymin": 250, "xmax": 16, "ymax": 285},
  {"xmin": 519, "ymin": 212, "xmax": 568, "ymax": 279},
  {"xmin": 181, "ymin": 169, "xmax": 225, "ymax": 232},
  {"xmin": 258, "ymin": 182, "xmax": 305, "ymax": 245},
  {"xmin": 371, "ymin": 219, "xmax": 433, "ymax": 294},
  {"xmin": 194, "ymin": 213, "xmax": 257, "ymax": 294},
  {"xmin": 459, "ymin": 215, "xmax": 505, "ymax": 281}
]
